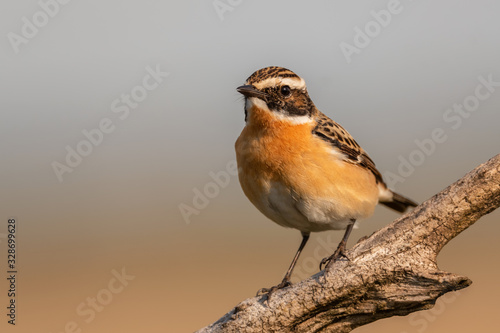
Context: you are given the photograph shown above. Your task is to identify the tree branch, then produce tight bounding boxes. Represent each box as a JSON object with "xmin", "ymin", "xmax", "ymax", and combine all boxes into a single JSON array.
[{"xmin": 197, "ymin": 154, "xmax": 500, "ymax": 333}]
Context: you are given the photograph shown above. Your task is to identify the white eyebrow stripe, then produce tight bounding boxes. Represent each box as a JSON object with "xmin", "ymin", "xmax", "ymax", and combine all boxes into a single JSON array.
[{"xmin": 251, "ymin": 77, "xmax": 306, "ymax": 90}]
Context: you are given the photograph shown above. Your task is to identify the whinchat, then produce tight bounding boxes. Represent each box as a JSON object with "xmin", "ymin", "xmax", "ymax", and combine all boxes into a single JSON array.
[{"xmin": 235, "ymin": 66, "xmax": 417, "ymax": 295}]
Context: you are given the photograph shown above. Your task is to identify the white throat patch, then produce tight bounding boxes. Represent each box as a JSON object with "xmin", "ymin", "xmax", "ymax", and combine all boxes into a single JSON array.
[{"xmin": 246, "ymin": 97, "xmax": 312, "ymax": 125}]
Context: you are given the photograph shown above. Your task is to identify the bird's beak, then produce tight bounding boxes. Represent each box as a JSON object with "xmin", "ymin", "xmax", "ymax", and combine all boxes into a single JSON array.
[{"xmin": 237, "ymin": 85, "xmax": 267, "ymax": 100}]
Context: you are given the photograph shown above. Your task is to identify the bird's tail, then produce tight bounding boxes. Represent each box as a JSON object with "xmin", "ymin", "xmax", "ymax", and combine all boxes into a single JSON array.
[{"xmin": 378, "ymin": 184, "xmax": 418, "ymax": 213}]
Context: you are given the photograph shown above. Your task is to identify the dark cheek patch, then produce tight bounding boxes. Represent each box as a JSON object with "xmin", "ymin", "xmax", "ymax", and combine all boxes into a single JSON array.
[
  {"xmin": 284, "ymin": 100, "xmax": 308, "ymax": 116},
  {"xmin": 263, "ymin": 87, "xmax": 314, "ymax": 117}
]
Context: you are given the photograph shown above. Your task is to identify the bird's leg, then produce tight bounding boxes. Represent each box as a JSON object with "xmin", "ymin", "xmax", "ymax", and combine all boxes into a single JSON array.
[
  {"xmin": 319, "ymin": 219, "xmax": 355, "ymax": 271},
  {"xmin": 257, "ymin": 232, "xmax": 310, "ymax": 299}
]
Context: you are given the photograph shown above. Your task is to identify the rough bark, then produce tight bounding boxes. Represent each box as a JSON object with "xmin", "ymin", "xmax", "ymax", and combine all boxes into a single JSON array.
[{"xmin": 197, "ymin": 154, "xmax": 500, "ymax": 333}]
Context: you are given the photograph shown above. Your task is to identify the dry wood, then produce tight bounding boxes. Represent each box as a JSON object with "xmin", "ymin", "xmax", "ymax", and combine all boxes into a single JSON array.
[{"xmin": 197, "ymin": 154, "xmax": 500, "ymax": 333}]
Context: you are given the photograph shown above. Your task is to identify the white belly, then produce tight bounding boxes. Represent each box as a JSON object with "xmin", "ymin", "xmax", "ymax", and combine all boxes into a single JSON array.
[{"xmin": 244, "ymin": 179, "xmax": 362, "ymax": 232}]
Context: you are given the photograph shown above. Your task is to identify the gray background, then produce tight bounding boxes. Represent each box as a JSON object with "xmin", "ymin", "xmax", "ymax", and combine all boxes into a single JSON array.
[{"xmin": 1, "ymin": 1, "xmax": 499, "ymax": 332}]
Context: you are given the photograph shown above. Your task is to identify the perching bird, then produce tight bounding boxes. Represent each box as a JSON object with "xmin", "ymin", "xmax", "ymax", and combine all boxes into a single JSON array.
[{"xmin": 235, "ymin": 66, "xmax": 417, "ymax": 295}]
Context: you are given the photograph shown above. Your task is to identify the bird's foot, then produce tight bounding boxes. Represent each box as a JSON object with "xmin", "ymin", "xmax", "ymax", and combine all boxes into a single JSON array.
[
  {"xmin": 319, "ymin": 243, "xmax": 349, "ymax": 271},
  {"xmin": 256, "ymin": 279, "xmax": 292, "ymax": 303}
]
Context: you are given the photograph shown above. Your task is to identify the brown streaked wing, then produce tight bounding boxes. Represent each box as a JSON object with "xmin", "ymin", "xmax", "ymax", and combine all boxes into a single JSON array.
[{"xmin": 312, "ymin": 111, "xmax": 384, "ymax": 184}]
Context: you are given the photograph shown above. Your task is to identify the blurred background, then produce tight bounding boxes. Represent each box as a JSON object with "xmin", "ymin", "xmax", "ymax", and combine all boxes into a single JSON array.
[{"xmin": 1, "ymin": 1, "xmax": 499, "ymax": 332}]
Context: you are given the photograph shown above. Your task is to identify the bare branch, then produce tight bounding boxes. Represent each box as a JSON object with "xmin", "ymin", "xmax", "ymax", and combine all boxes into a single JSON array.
[{"xmin": 197, "ymin": 154, "xmax": 500, "ymax": 333}]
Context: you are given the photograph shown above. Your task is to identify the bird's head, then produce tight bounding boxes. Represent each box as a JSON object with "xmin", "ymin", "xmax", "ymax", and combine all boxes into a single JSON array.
[{"xmin": 237, "ymin": 66, "xmax": 317, "ymax": 125}]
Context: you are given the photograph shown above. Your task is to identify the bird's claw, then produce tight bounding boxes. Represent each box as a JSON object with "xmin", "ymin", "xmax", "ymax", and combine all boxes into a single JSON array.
[
  {"xmin": 256, "ymin": 280, "xmax": 292, "ymax": 303},
  {"xmin": 319, "ymin": 248, "xmax": 349, "ymax": 271}
]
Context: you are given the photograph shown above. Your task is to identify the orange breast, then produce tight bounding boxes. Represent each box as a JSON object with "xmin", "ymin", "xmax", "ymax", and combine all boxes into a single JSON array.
[{"xmin": 235, "ymin": 105, "xmax": 379, "ymax": 230}]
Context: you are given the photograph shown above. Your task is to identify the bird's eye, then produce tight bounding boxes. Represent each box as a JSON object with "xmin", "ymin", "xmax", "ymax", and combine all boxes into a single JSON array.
[{"xmin": 280, "ymin": 85, "xmax": 291, "ymax": 97}]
